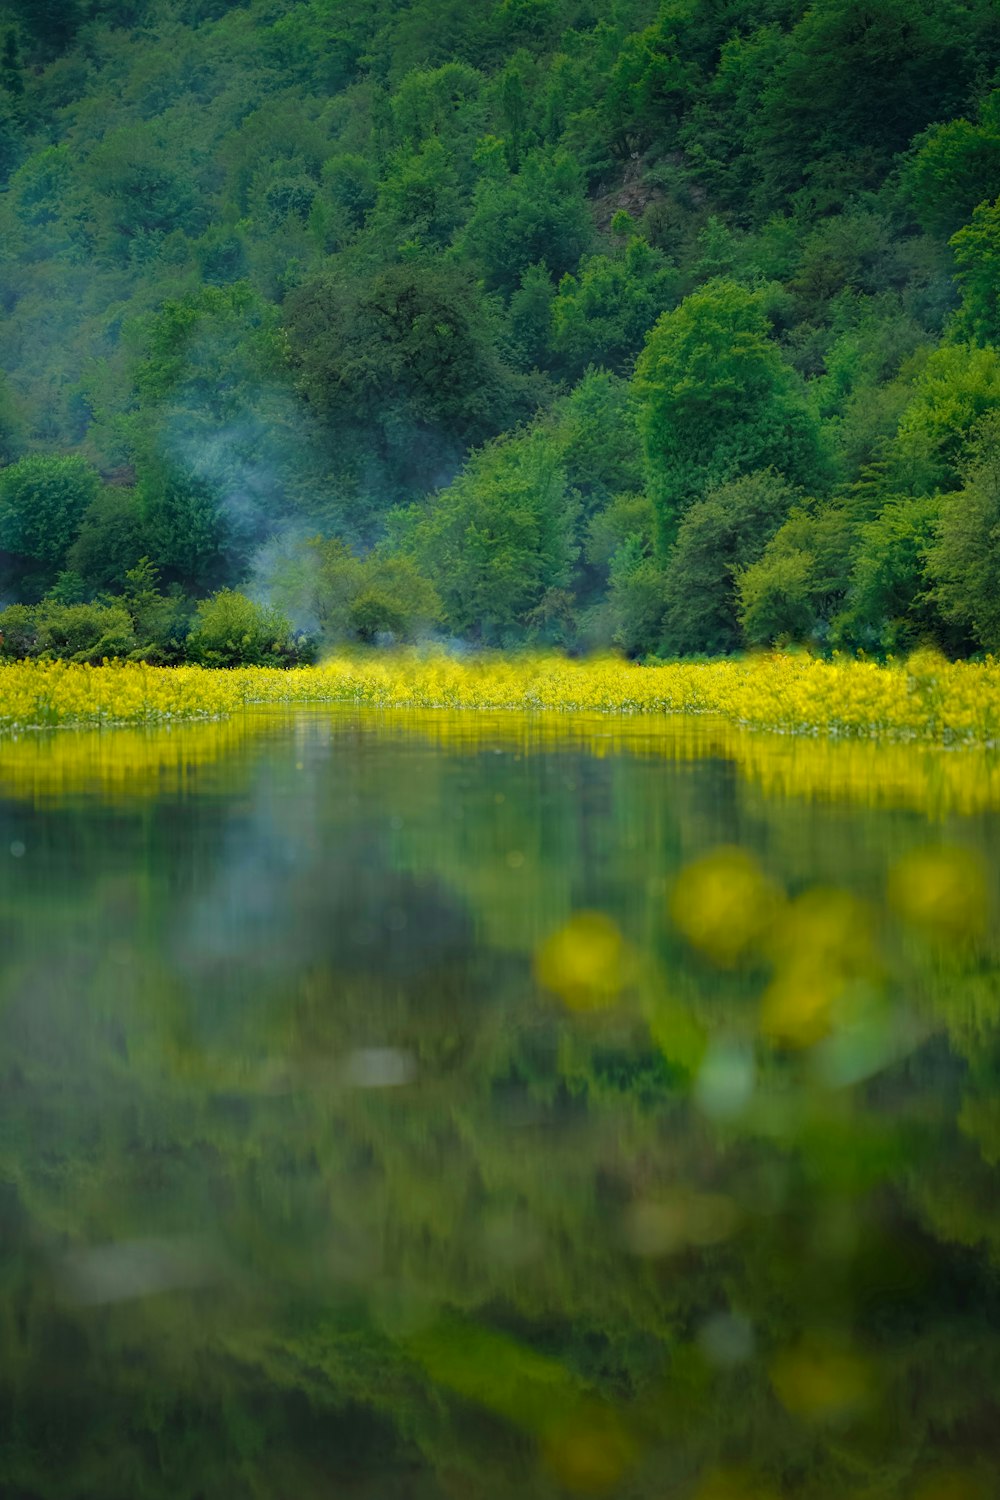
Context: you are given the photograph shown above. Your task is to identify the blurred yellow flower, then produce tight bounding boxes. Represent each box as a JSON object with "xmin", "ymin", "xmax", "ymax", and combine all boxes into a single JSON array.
[
  {"xmin": 670, "ymin": 847, "xmax": 783, "ymax": 967},
  {"xmin": 534, "ymin": 912, "xmax": 635, "ymax": 1010},
  {"xmin": 888, "ymin": 845, "xmax": 989, "ymax": 942},
  {"xmin": 761, "ymin": 889, "xmax": 877, "ymax": 1048}
]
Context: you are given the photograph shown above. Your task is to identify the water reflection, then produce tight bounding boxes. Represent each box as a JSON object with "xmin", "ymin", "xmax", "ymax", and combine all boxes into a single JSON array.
[{"xmin": 2, "ymin": 708, "xmax": 1000, "ymax": 1497}]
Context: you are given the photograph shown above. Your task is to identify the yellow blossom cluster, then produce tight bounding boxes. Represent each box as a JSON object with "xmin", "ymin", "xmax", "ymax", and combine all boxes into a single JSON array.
[{"xmin": 2, "ymin": 647, "xmax": 1000, "ymax": 746}]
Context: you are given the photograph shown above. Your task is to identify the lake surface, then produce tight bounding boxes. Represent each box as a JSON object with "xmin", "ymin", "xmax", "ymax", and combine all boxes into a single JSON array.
[{"xmin": 3, "ymin": 707, "xmax": 1000, "ymax": 1499}]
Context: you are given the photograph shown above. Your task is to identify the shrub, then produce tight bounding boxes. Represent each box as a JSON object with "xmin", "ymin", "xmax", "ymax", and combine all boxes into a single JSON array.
[
  {"xmin": 0, "ymin": 603, "xmax": 40, "ymax": 659},
  {"xmin": 186, "ymin": 588, "xmax": 312, "ymax": 667},
  {"xmin": 33, "ymin": 600, "xmax": 137, "ymax": 663}
]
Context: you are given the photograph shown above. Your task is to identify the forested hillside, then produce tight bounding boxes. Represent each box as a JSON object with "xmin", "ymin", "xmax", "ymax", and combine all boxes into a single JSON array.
[{"xmin": 1, "ymin": 0, "xmax": 1000, "ymax": 661}]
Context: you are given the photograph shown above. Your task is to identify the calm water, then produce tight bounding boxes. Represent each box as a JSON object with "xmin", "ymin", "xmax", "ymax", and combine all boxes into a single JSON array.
[{"xmin": 3, "ymin": 708, "xmax": 1000, "ymax": 1499}]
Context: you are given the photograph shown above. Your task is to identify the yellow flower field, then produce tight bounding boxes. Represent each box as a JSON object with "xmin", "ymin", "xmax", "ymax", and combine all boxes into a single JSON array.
[{"xmin": 0, "ymin": 647, "xmax": 999, "ymax": 745}]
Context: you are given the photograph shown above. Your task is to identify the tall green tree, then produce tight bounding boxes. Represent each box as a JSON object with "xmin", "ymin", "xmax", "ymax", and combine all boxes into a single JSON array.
[
  {"xmin": 400, "ymin": 429, "xmax": 577, "ymax": 642},
  {"xmin": 928, "ymin": 418, "xmax": 1000, "ymax": 654},
  {"xmin": 0, "ymin": 454, "xmax": 99, "ymax": 598},
  {"xmin": 285, "ymin": 262, "xmax": 531, "ymax": 518},
  {"xmin": 660, "ymin": 469, "xmax": 798, "ymax": 655},
  {"xmin": 634, "ymin": 279, "xmax": 826, "ymax": 553},
  {"xmin": 952, "ymin": 197, "xmax": 1000, "ymax": 347}
]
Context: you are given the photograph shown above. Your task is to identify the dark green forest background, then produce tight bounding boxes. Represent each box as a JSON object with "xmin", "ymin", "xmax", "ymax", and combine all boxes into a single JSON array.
[{"xmin": 2, "ymin": 0, "xmax": 1000, "ymax": 663}]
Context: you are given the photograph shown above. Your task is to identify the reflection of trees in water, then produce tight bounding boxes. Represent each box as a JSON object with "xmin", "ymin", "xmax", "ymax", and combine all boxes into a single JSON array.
[{"xmin": 3, "ymin": 726, "xmax": 1000, "ymax": 1496}]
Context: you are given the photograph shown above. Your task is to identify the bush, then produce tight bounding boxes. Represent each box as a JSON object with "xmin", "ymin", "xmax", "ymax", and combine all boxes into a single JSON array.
[
  {"xmin": 0, "ymin": 603, "xmax": 40, "ymax": 659},
  {"xmin": 119, "ymin": 558, "xmax": 193, "ymax": 664},
  {"xmin": 186, "ymin": 588, "xmax": 312, "ymax": 667},
  {"xmin": 33, "ymin": 601, "xmax": 137, "ymax": 663},
  {"xmin": 0, "ymin": 454, "xmax": 101, "ymax": 598}
]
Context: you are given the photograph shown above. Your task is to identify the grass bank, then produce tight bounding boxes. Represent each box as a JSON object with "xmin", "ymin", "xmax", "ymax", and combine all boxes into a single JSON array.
[{"xmin": 0, "ymin": 650, "xmax": 998, "ymax": 745}]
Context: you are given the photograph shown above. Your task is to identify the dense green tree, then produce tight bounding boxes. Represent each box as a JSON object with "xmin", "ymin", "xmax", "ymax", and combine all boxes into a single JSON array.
[
  {"xmin": 952, "ymin": 198, "xmax": 1000, "ymax": 347},
  {"xmin": 593, "ymin": 21, "xmax": 695, "ymax": 159},
  {"xmin": 928, "ymin": 419, "xmax": 1000, "ymax": 654},
  {"xmin": 369, "ymin": 137, "xmax": 467, "ymax": 251},
  {"xmin": 902, "ymin": 92, "xmax": 1000, "ymax": 238},
  {"xmin": 460, "ymin": 145, "xmax": 593, "ymax": 295},
  {"xmin": 0, "ymin": 0, "xmax": 998, "ymax": 657},
  {"xmin": 0, "ymin": 454, "xmax": 99, "ymax": 598},
  {"xmin": 401, "ymin": 429, "xmax": 577, "ymax": 641},
  {"xmin": 67, "ymin": 486, "xmax": 151, "ymax": 593},
  {"xmin": 317, "ymin": 152, "xmax": 379, "ymax": 240},
  {"xmin": 140, "ymin": 466, "xmax": 232, "ymax": 596},
  {"xmin": 737, "ymin": 501, "xmax": 854, "ymax": 646},
  {"xmin": 1, "ymin": 28, "xmax": 24, "ymax": 100},
  {"xmin": 32, "ymin": 598, "xmax": 137, "ymax": 662},
  {"xmin": 551, "ymin": 368, "xmax": 643, "ymax": 521},
  {"xmin": 751, "ymin": 0, "xmax": 987, "ymax": 208},
  {"xmin": 660, "ymin": 469, "xmax": 797, "ymax": 655},
  {"xmin": 891, "ymin": 344, "xmax": 1000, "ymax": 496},
  {"xmin": 508, "ymin": 262, "xmax": 556, "ymax": 370},
  {"xmin": 0, "ymin": 85, "xmax": 22, "ymax": 182},
  {"xmin": 186, "ymin": 587, "xmax": 307, "ymax": 666},
  {"xmin": 835, "ymin": 495, "xmax": 945, "ymax": 655},
  {"xmin": 285, "ymin": 262, "xmax": 531, "ymax": 514},
  {"xmin": 269, "ymin": 536, "xmax": 441, "ymax": 645},
  {"xmin": 604, "ymin": 535, "xmax": 665, "ymax": 655},
  {"xmin": 634, "ymin": 279, "xmax": 826, "ymax": 552},
  {"xmin": 551, "ymin": 235, "xmax": 679, "ymax": 377},
  {"xmin": 8, "ymin": 0, "xmax": 81, "ymax": 58},
  {"xmin": 85, "ymin": 124, "xmax": 208, "ymax": 258}
]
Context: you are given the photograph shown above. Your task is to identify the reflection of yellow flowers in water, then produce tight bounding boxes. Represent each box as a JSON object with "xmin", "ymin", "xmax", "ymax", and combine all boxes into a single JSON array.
[
  {"xmin": 0, "ymin": 718, "xmax": 259, "ymax": 805},
  {"xmin": 670, "ymin": 848, "xmax": 783, "ymax": 967},
  {"xmin": 770, "ymin": 1341, "xmax": 872, "ymax": 1422},
  {"xmin": 888, "ymin": 846, "xmax": 989, "ymax": 942},
  {"xmin": 534, "ymin": 913, "xmax": 636, "ymax": 1010},
  {"xmin": 760, "ymin": 890, "xmax": 877, "ymax": 1049}
]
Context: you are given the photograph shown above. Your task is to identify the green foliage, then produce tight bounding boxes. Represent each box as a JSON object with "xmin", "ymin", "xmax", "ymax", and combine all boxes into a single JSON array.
[
  {"xmin": 903, "ymin": 92, "xmax": 1000, "ymax": 238},
  {"xmin": 0, "ymin": 0, "xmax": 997, "ymax": 658},
  {"xmin": 8, "ymin": 0, "xmax": 81, "ymax": 59},
  {"xmin": 33, "ymin": 599, "xmax": 137, "ymax": 663},
  {"xmin": 635, "ymin": 279, "xmax": 827, "ymax": 552},
  {"xmin": 737, "ymin": 502, "xmax": 855, "ymax": 646},
  {"xmin": 0, "ymin": 601, "xmax": 37, "ymax": 657},
  {"xmin": 120, "ymin": 557, "xmax": 193, "ymax": 663},
  {"xmin": 605, "ymin": 536, "xmax": 665, "ymax": 656},
  {"xmin": 86, "ymin": 123, "xmax": 208, "ymax": 259},
  {"xmin": 552, "ymin": 236, "xmax": 679, "ymax": 376},
  {"xmin": 952, "ymin": 197, "xmax": 1000, "ymax": 347},
  {"xmin": 660, "ymin": 470, "xmax": 797, "ymax": 655},
  {"xmin": 585, "ymin": 492, "xmax": 654, "ymax": 574},
  {"xmin": 140, "ymin": 467, "xmax": 232, "ymax": 597},
  {"xmin": 891, "ymin": 344, "xmax": 1000, "ymax": 495},
  {"xmin": 928, "ymin": 419, "xmax": 1000, "ymax": 654},
  {"xmin": 750, "ymin": 0, "xmax": 984, "ymax": 208},
  {"xmin": 285, "ymin": 262, "xmax": 530, "ymax": 517},
  {"xmin": 836, "ymin": 495, "xmax": 945, "ymax": 655},
  {"xmin": 186, "ymin": 588, "xmax": 309, "ymax": 667},
  {"xmin": 461, "ymin": 147, "xmax": 593, "ymax": 295},
  {"xmin": 403, "ymin": 429, "xmax": 577, "ymax": 642},
  {"xmin": 272, "ymin": 537, "xmax": 441, "ymax": 645},
  {"xmin": 0, "ymin": 454, "xmax": 100, "ymax": 598},
  {"xmin": 67, "ymin": 486, "xmax": 151, "ymax": 593}
]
